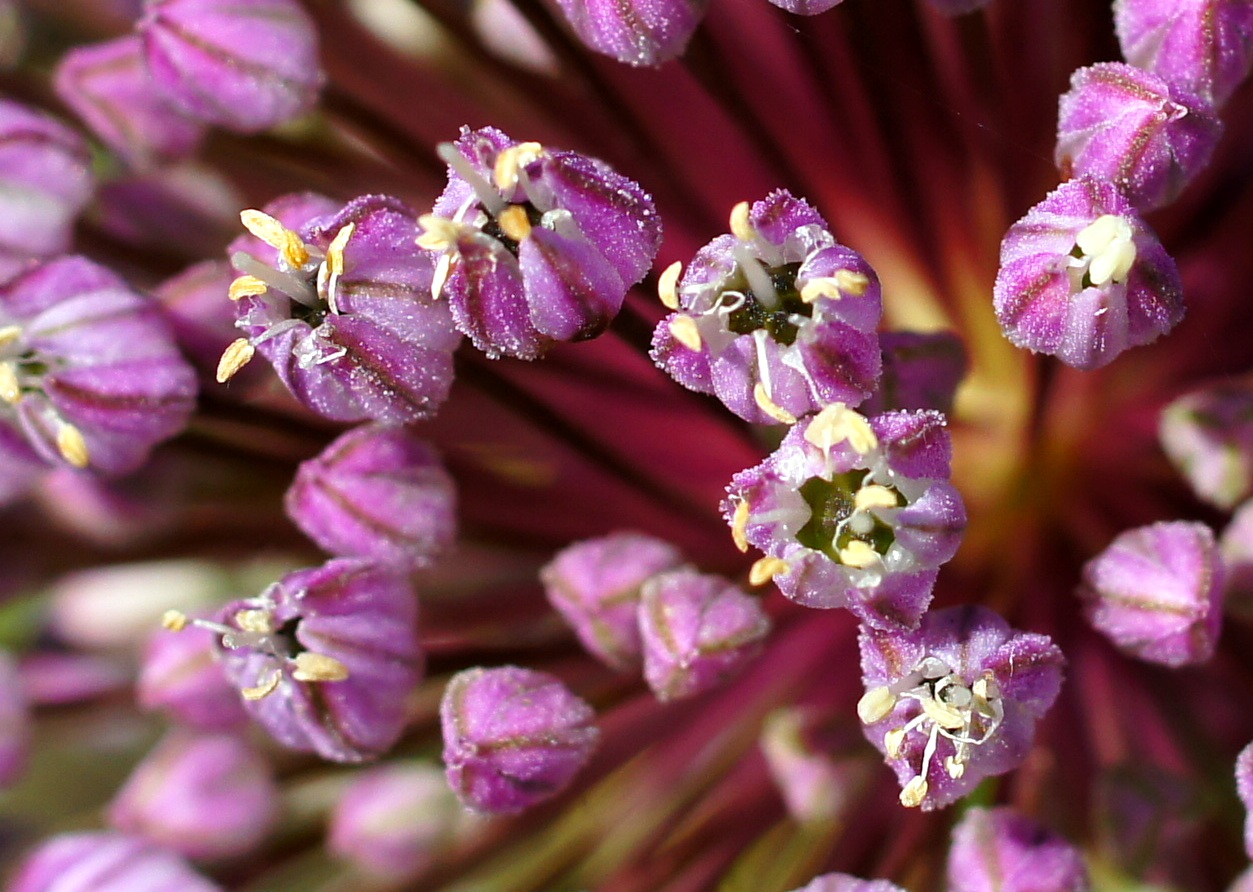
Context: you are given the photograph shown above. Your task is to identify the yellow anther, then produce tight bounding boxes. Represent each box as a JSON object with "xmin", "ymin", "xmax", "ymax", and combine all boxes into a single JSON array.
[
  {"xmin": 945, "ymin": 756, "xmax": 966, "ymax": 779},
  {"xmin": 292, "ymin": 651, "xmax": 350, "ymax": 683},
  {"xmin": 838, "ymin": 540, "xmax": 880, "ymax": 569},
  {"xmin": 0, "ymin": 361, "xmax": 19, "ymax": 404},
  {"xmin": 161, "ymin": 609, "xmax": 189, "ymax": 632},
  {"xmin": 325, "ymin": 222, "xmax": 355, "ymax": 276},
  {"xmin": 658, "ymin": 260, "xmax": 682, "ymax": 310},
  {"xmin": 922, "ymin": 697, "xmax": 967, "ymax": 731},
  {"xmin": 493, "ymin": 142, "xmax": 544, "ymax": 191},
  {"xmin": 834, "ymin": 269, "xmax": 870, "ymax": 296},
  {"xmin": 899, "ymin": 775, "xmax": 929, "ymax": 808},
  {"xmin": 233, "ymin": 609, "xmax": 273, "ymax": 635},
  {"xmin": 804, "ymin": 403, "xmax": 879, "ymax": 455},
  {"xmin": 731, "ymin": 499, "xmax": 751, "ymax": 552},
  {"xmin": 800, "ymin": 278, "xmax": 841, "ymax": 304},
  {"xmin": 753, "ymin": 383, "xmax": 797, "ymax": 425},
  {"xmin": 216, "ymin": 338, "xmax": 255, "ymax": 384},
  {"xmin": 668, "ymin": 315, "xmax": 702, "ymax": 352},
  {"xmin": 56, "ymin": 423, "xmax": 89, "ymax": 469},
  {"xmin": 728, "ymin": 201, "xmax": 755, "ymax": 242},
  {"xmin": 497, "ymin": 205, "xmax": 532, "ymax": 242},
  {"xmin": 416, "ymin": 214, "xmax": 464, "ymax": 251},
  {"xmin": 857, "ymin": 686, "xmax": 897, "ymax": 725},
  {"xmin": 228, "ymin": 275, "xmax": 268, "ymax": 301},
  {"xmin": 240, "ymin": 209, "xmax": 308, "ymax": 269},
  {"xmin": 0, "ymin": 324, "xmax": 21, "ymax": 347},
  {"xmin": 242, "ymin": 672, "xmax": 281, "ymax": 701},
  {"xmin": 973, "ymin": 673, "xmax": 1000, "ymax": 702},
  {"xmin": 884, "ymin": 728, "xmax": 906, "ymax": 759},
  {"xmin": 749, "ymin": 555, "xmax": 789, "ymax": 586},
  {"xmin": 854, "ymin": 484, "xmax": 899, "ymax": 513}
]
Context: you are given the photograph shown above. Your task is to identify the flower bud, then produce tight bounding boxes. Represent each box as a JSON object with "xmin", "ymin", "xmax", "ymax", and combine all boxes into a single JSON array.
[
  {"xmin": 9, "ymin": 832, "xmax": 221, "ymax": 891},
  {"xmin": 328, "ymin": 762, "xmax": 469, "ymax": 878},
  {"xmin": 138, "ymin": 624, "xmax": 247, "ymax": 731},
  {"xmin": 1057, "ymin": 62, "xmax": 1221, "ymax": 212},
  {"xmin": 540, "ymin": 531, "xmax": 684, "ymax": 670},
  {"xmin": 861, "ymin": 330, "xmax": 967, "ymax": 416},
  {"xmin": 1160, "ymin": 377, "xmax": 1253, "ymax": 510},
  {"xmin": 947, "ymin": 807, "xmax": 1090, "ymax": 892},
  {"xmin": 54, "ymin": 36, "xmax": 205, "ymax": 169},
  {"xmin": 551, "ymin": 0, "xmax": 707, "ymax": 65},
  {"xmin": 638, "ymin": 568, "xmax": 770, "ymax": 701},
  {"xmin": 993, "ymin": 176, "xmax": 1183, "ymax": 369},
  {"xmin": 441, "ymin": 665, "xmax": 598, "ymax": 814},
  {"xmin": 788, "ymin": 875, "xmax": 905, "ymax": 892},
  {"xmin": 154, "ymin": 259, "xmax": 247, "ymax": 377},
  {"xmin": 759, "ymin": 707, "xmax": 873, "ymax": 824},
  {"xmin": 18, "ymin": 652, "xmax": 129, "ymax": 706},
  {"xmin": 1079, "ymin": 521, "xmax": 1223, "ymax": 667},
  {"xmin": 139, "ymin": 0, "xmax": 325, "ymax": 133},
  {"xmin": 108, "ymin": 731, "xmax": 278, "ymax": 860},
  {"xmin": 285, "ymin": 424, "xmax": 456, "ymax": 567}
]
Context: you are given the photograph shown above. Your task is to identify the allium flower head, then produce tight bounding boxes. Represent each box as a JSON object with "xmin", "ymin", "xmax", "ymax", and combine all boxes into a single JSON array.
[
  {"xmin": 0, "ymin": 255, "xmax": 196, "ymax": 480},
  {"xmin": 9, "ymin": 832, "xmax": 221, "ymax": 892},
  {"xmin": 223, "ymin": 192, "xmax": 461, "ymax": 424},
  {"xmin": 947, "ymin": 807, "xmax": 1090, "ymax": 892},
  {"xmin": 167, "ymin": 558, "xmax": 423, "ymax": 763},
  {"xmin": 441, "ymin": 665, "xmax": 598, "ymax": 814},
  {"xmin": 993, "ymin": 176, "xmax": 1184, "ymax": 369},
  {"xmin": 138, "ymin": 0, "xmax": 325, "ymax": 133},
  {"xmin": 551, "ymin": 0, "xmax": 707, "ymax": 66},
  {"xmin": 1159, "ymin": 376, "xmax": 1253, "ymax": 509},
  {"xmin": 724, "ymin": 404, "xmax": 966, "ymax": 629},
  {"xmin": 652, "ymin": 191, "xmax": 882, "ymax": 425},
  {"xmin": 419, "ymin": 126, "xmax": 661, "ymax": 359},
  {"xmin": 1056, "ymin": 62, "xmax": 1222, "ymax": 212},
  {"xmin": 1079, "ymin": 521, "xmax": 1224, "ymax": 667},
  {"xmin": 857, "ymin": 606, "xmax": 1064, "ymax": 810}
]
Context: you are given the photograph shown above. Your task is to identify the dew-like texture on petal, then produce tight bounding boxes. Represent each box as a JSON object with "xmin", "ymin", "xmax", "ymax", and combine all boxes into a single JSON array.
[
  {"xmin": 285, "ymin": 424, "xmax": 457, "ymax": 567},
  {"xmin": 947, "ymin": 807, "xmax": 1091, "ymax": 892},
  {"xmin": 638, "ymin": 568, "xmax": 770, "ymax": 700},
  {"xmin": 993, "ymin": 176, "xmax": 1183, "ymax": 369},
  {"xmin": 1115, "ymin": 0, "xmax": 1253, "ymax": 107},
  {"xmin": 1056, "ymin": 62, "xmax": 1221, "ymax": 212},
  {"xmin": 441, "ymin": 665, "xmax": 598, "ymax": 814},
  {"xmin": 788, "ymin": 873, "xmax": 906, "ymax": 892},
  {"xmin": 9, "ymin": 831, "xmax": 222, "ymax": 892},
  {"xmin": 1080, "ymin": 521, "xmax": 1224, "ymax": 667},
  {"xmin": 551, "ymin": 0, "xmax": 708, "ymax": 66},
  {"xmin": 1160, "ymin": 378, "xmax": 1253, "ymax": 510},
  {"xmin": 541, "ymin": 531, "xmax": 684, "ymax": 669},
  {"xmin": 54, "ymin": 36, "xmax": 205, "ymax": 169},
  {"xmin": 139, "ymin": 0, "xmax": 324, "ymax": 132}
]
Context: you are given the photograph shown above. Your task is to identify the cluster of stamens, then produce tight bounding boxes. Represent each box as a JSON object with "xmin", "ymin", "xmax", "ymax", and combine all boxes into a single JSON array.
[
  {"xmin": 1067, "ymin": 213, "xmax": 1137, "ymax": 290},
  {"xmin": 857, "ymin": 655, "xmax": 1004, "ymax": 808}
]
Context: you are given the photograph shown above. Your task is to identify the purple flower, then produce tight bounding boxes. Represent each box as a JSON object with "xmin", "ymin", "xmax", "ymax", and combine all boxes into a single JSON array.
[
  {"xmin": 9, "ymin": 832, "xmax": 221, "ymax": 892},
  {"xmin": 993, "ymin": 176, "xmax": 1184, "ymax": 369},
  {"xmin": 138, "ymin": 0, "xmax": 325, "ymax": 133},
  {"xmin": 137, "ymin": 624, "xmax": 247, "ymax": 731},
  {"xmin": 1056, "ymin": 63, "xmax": 1221, "ymax": 213},
  {"xmin": 0, "ymin": 650, "xmax": 28, "ymax": 788},
  {"xmin": 1160, "ymin": 377, "xmax": 1253, "ymax": 510},
  {"xmin": 638, "ymin": 568, "xmax": 770, "ymax": 700},
  {"xmin": 1079, "ymin": 521, "xmax": 1224, "ymax": 667},
  {"xmin": 788, "ymin": 875, "xmax": 905, "ymax": 892},
  {"xmin": 551, "ymin": 0, "xmax": 707, "ymax": 65},
  {"xmin": 285, "ymin": 424, "xmax": 457, "ymax": 567},
  {"xmin": 724, "ymin": 404, "xmax": 966, "ymax": 630},
  {"xmin": 947, "ymin": 807, "xmax": 1090, "ymax": 892},
  {"xmin": 652, "ymin": 191, "xmax": 882, "ymax": 425},
  {"xmin": 169, "ymin": 558, "xmax": 424, "ymax": 763},
  {"xmin": 223, "ymin": 192, "xmax": 461, "ymax": 424},
  {"xmin": 857, "ymin": 606, "xmax": 1064, "ymax": 810},
  {"xmin": 0, "ymin": 255, "xmax": 197, "ymax": 477},
  {"xmin": 540, "ymin": 530, "xmax": 685, "ymax": 670},
  {"xmin": 54, "ymin": 36, "xmax": 205, "ymax": 169},
  {"xmin": 861, "ymin": 330, "xmax": 967, "ymax": 416},
  {"xmin": 107, "ymin": 730, "xmax": 278, "ymax": 860},
  {"xmin": 0, "ymin": 99, "xmax": 94, "ymax": 278},
  {"xmin": 1114, "ymin": 0, "xmax": 1253, "ymax": 107},
  {"xmin": 420, "ymin": 126, "xmax": 661, "ymax": 359},
  {"xmin": 441, "ymin": 665, "xmax": 598, "ymax": 814},
  {"xmin": 759, "ymin": 707, "xmax": 874, "ymax": 823}
]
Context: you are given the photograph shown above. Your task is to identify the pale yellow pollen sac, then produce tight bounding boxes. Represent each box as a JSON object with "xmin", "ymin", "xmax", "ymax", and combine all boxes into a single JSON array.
[
  {"xmin": 0, "ymin": 361, "xmax": 20, "ymax": 404},
  {"xmin": 497, "ymin": 205, "xmax": 532, "ymax": 242},
  {"xmin": 493, "ymin": 142, "xmax": 545, "ymax": 191},
  {"xmin": 242, "ymin": 671, "xmax": 282, "ymax": 701},
  {"xmin": 56, "ymin": 423, "xmax": 89, "ymax": 469},
  {"xmin": 884, "ymin": 727, "xmax": 906, "ymax": 759},
  {"xmin": 921, "ymin": 697, "xmax": 967, "ymax": 731},
  {"xmin": 899, "ymin": 775, "xmax": 929, "ymax": 808},
  {"xmin": 416, "ymin": 214, "xmax": 463, "ymax": 251},
  {"xmin": 857, "ymin": 686, "xmax": 897, "ymax": 724},
  {"xmin": 854, "ymin": 484, "xmax": 899, "ymax": 513},
  {"xmin": 753, "ymin": 383, "xmax": 798, "ymax": 425},
  {"xmin": 731, "ymin": 499, "xmax": 751, "ymax": 553},
  {"xmin": 228, "ymin": 275, "xmax": 268, "ymax": 302},
  {"xmin": 161, "ymin": 609, "xmax": 189, "ymax": 632},
  {"xmin": 728, "ymin": 201, "xmax": 756, "ymax": 243},
  {"xmin": 945, "ymin": 756, "xmax": 966, "ymax": 779},
  {"xmin": 804, "ymin": 403, "xmax": 879, "ymax": 456},
  {"xmin": 240, "ymin": 209, "xmax": 309, "ymax": 269},
  {"xmin": 833, "ymin": 269, "xmax": 870, "ymax": 296},
  {"xmin": 838, "ymin": 539, "xmax": 880, "ymax": 569},
  {"xmin": 668, "ymin": 314, "xmax": 703, "ymax": 352},
  {"xmin": 324, "ymin": 222, "xmax": 356, "ymax": 277},
  {"xmin": 216, "ymin": 338, "xmax": 256, "ymax": 384},
  {"xmin": 748, "ymin": 555, "xmax": 789, "ymax": 586},
  {"xmin": 292, "ymin": 651, "xmax": 351, "ymax": 683},
  {"xmin": 1074, "ymin": 213, "xmax": 1136, "ymax": 287},
  {"xmin": 233, "ymin": 609, "xmax": 273, "ymax": 635},
  {"xmin": 799, "ymin": 278, "xmax": 842, "ymax": 304},
  {"xmin": 972, "ymin": 673, "xmax": 1000, "ymax": 703},
  {"xmin": 0, "ymin": 324, "xmax": 21, "ymax": 347},
  {"xmin": 657, "ymin": 261, "xmax": 682, "ymax": 310}
]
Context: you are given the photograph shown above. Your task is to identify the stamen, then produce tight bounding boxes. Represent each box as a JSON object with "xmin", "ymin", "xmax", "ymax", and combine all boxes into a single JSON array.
[
  {"xmin": 753, "ymin": 383, "xmax": 797, "ymax": 424},
  {"xmin": 437, "ymin": 143, "xmax": 507, "ymax": 217},
  {"xmin": 748, "ymin": 556, "xmax": 789, "ymax": 586},
  {"xmin": 241, "ymin": 671, "xmax": 281, "ymax": 701},
  {"xmin": 56, "ymin": 423, "xmax": 89, "ymax": 468},
  {"xmin": 228, "ymin": 275, "xmax": 268, "ymax": 301},
  {"xmin": 240, "ymin": 209, "xmax": 309, "ymax": 269},
  {"xmin": 231, "ymin": 252, "xmax": 320, "ymax": 309},
  {"xmin": 493, "ymin": 142, "xmax": 544, "ymax": 191},
  {"xmin": 733, "ymin": 244, "xmax": 779, "ymax": 310},
  {"xmin": 0, "ymin": 325, "xmax": 21, "ymax": 347},
  {"xmin": 854, "ymin": 484, "xmax": 899, "ymax": 513},
  {"xmin": 216, "ymin": 338, "xmax": 256, "ymax": 384},
  {"xmin": 497, "ymin": 205, "xmax": 532, "ymax": 242},
  {"xmin": 324, "ymin": 223, "xmax": 354, "ymax": 277},
  {"xmin": 669, "ymin": 315, "xmax": 703, "ymax": 351},
  {"xmin": 233, "ymin": 609, "xmax": 273, "ymax": 634},
  {"xmin": 858, "ymin": 686, "xmax": 897, "ymax": 724},
  {"xmin": 430, "ymin": 253, "xmax": 453, "ymax": 300},
  {"xmin": 728, "ymin": 201, "xmax": 755, "ymax": 243},
  {"xmin": 658, "ymin": 261, "xmax": 682, "ymax": 310},
  {"xmin": 731, "ymin": 499, "xmax": 750, "ymax": 552},
  {"xmin": 899, "ymin": 774, "xmax": 929, "ymax": 808},
  {"xmin": 1073, "ymin": 214, "xmax": 1136, "ymax": 287},
  {"xmin": 838, "ymin": 540, "xmax": 880, "ymax": 568},
  {"xmin": 799, "ymin": 269, "xmax": 871, "ymax": 303},
  {"xmin": 804, "ymin": 404, "xmax": 879, "ymax": 455},
  {"xmin": 0, "ymin": 361, "xmax": 20, "ymax": 403},
  {"xmin": 161, "ymin": 610, "xmax": 189, "ymax": 632},
  {"xmin": 292, "ymin": 651, "xmax": 350, "ymax": 683}
]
